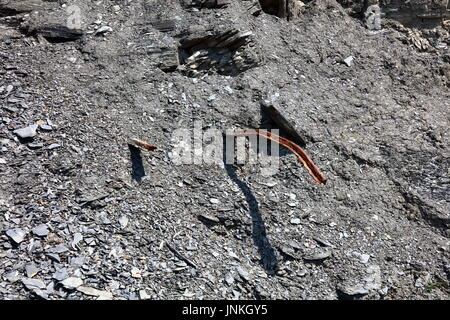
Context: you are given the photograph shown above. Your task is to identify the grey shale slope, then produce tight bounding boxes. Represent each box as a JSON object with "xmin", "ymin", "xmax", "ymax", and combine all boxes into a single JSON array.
[{"xmin": 0, "ymin": 0, "xmax": 449, "ymax": 299}]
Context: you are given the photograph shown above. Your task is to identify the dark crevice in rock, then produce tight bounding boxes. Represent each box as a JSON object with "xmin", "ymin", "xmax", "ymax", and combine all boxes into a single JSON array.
[
  {"xmin": 258, "ymin": 0, "xmax": 308, "ymax": 20},
  {"xmin": 183, "ymin": 0, "xmax": 231, "ymax": 9}
]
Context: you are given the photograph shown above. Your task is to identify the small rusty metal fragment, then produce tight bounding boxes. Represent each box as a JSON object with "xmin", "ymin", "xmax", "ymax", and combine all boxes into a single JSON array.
[{"xmin": 127, "ymin": 138, "xmax": 157, "ymax": 152}]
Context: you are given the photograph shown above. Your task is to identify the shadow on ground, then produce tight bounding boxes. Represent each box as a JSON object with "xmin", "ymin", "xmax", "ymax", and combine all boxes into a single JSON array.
[
  {"xmin": 129, "ymin": 145, "xmax": 145, "ymax": 182},
  {"xmin": 223, "ymin": 135, "xmax": 279, "ymax": 274}
]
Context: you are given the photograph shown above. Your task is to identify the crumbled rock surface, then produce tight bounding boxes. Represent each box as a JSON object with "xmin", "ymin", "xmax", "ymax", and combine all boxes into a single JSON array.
[{"xmin": 0, "ymin": 0, "xmax": 449, "ymax": 300}]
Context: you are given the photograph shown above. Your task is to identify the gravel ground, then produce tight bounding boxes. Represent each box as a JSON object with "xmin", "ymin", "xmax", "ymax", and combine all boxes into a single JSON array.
[{"xmin": 0, "ymin": 0, "xmax": 449, "ymax": 300}]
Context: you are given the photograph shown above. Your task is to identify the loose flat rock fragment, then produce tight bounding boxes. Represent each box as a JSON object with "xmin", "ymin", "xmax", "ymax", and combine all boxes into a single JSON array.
[
  {"xmin": 35, "ymin": 25, "xmax": 84, "ymax": 39},
  {"xmin": 6, "ymin": 228, "xmax": 27, "ymax": 244},
  {"xmin": 2, "ymin": 105, "xmax": 19, "ymax": 113},
  {"xmin": 52, "ymin": 268, "xmax": 68, "ymax": 281},
  {"xmin": 96, "ymin": 292, "xmax": 114, "ymax": 300},
  {"xmin": 279, "ymin": 246, "xmax": 299, "ymax": 259},
  {"xmin": 364, "ymin": 265, "xmax": 382, "ymax": 290},
  {"xmin": 3, "ymin": 270, "xmax": 20, "ymax": 282},
  {"xmin": 337, "ymin": 284, "xmax": 369, "ymax": 299},
  {"xmin": 70, "ymin": 257, "xmax": 85, "ymax": 267},
  {"xmin": 13, "ymin": 124, "xmax": 38, "ymax": 139},
  {"xmin": 71, "ymin": 232, "xmax": 83, "ymax": 249},
  {"xmin": 198, "ymin": 213, "xmax": 220, "ymax": 223},
  {"xmin": 359, "ymin": 253, "xmax": 370, "ymax": 264},
  {"xmin": 343, "ymin": 56, "xmax": 354, "ymax": 67},
  {"xmin": 225, "ymin": 273, "xmax": 235, "ymax": 285},
  {"xmin": 313, "ymin": 237, "xmax": 333, "ymax": 247},
  {"xmin": 139, "ymin": 289, "xmax": 151, "ymax": 300},
  {"xmin": 147, "ymin": 47, "xmax": 179, "ymax": 72},
  {"xmin": 48, "ymin": 143, "xmax": 61, "ymax": 150},
  {"xmin": 118, "ymin": 216, "xmax": 129, "ymax": 228},
  {"xmin": 303, "ymin": 249, "xmax": 332, "ymax": 261},
  {"xmin": 28, "ymin": 142, "xmax": 44, "ymax": 149},
  {"xmin": 60, "ymin": 277, "xmax": 83, "ymax": 290},
  {"xmin": 32, "ymin": 224, "xmax": 49, "ymax": 237},
  {"xmin": 289, "ymin": 240, "xmax": 302, "ymax": 250},
  {"xmin": 39, "ymin": 124, "xmax": 52, "ymax": 131},
  {"xmin": 77, "ymin": 286, "xmax": 113, "ymax": 300},
  {"xmin": 25, "ymin": 263, "xmax": 40, "ymax": 278},
  {"xmin": 95, "ymin": 26, "xmax": 113, "ymax": 34},
  {"xmin": 236, "ymin": 266, "xmax": 251, "ymax": 282},
  {"xmin": 22, "ymin": 278, "xmax": 46, "ymax": 291},
  {"xmin": 50, "ymin": 244, "xmax": 69, "ymax": 254},
  {"xmin": 46, "ymin": 253, "xmax": 61, "ymax": 263}
]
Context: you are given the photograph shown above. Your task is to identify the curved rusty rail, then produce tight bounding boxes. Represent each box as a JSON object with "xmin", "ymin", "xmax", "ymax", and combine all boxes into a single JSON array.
[{"xmin": 230, "ymin": 129, "xmax": 327, "ymax": 184}]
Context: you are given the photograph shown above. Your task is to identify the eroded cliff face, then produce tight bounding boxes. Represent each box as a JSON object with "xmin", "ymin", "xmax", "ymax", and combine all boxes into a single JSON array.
[
  {"xmin": 0, "ymin": 0, "xmax": 449, "ymax": 300},
  {"xmin": 339, "ymin": 0, "xmax": 450, "ymax": 24},
  {"xmin": 334, "ymin": 0, "xmax": 450, "ymax": 52},
  {"xmin": 252, "ymin": 0, "xmax": 450, "ymax": 25}
]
